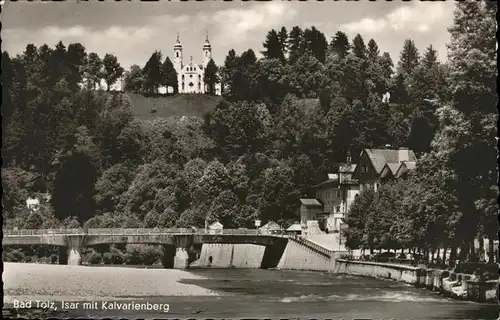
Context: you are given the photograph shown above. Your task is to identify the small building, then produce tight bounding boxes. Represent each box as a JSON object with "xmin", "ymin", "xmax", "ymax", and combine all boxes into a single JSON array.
[
  {"xmin": 286, "ymin": 223, "xmax": 302, "ymax": 235},
  {"xmin": 208, "ymin": 221, "xmax": 223, "ymax": 234},
  {"xmin": 299, "ymin": 199, "xmax": 323, "ymax": 224},
  {"xmin": 25, "ymin": 193, "xmax": 51, "ymax": 213},
  {"xmin": 260, "ymin": 221, "xmax": 281, "ymax": 234},
  {"xmin": 353, "ymin": 147, "xmax": 417, "ymax": 193},
  {"xmin": 26, "ymin": 197, "xmax": 40, "ymax": 212},
  {"xmin": 260, "ymin": 221, "xmax": 281, "ymax": 231}
]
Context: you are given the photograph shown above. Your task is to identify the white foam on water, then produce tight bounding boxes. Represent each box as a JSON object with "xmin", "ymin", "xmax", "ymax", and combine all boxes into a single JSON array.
[{"xmin": 279, "ymin": 291, "xmax": 457, "ymax": 303}]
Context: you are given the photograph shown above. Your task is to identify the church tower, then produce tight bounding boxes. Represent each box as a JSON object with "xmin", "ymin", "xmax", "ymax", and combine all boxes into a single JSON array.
[
  {"xmin": 202, "ymin": 31, "xmax": 212, "ymax": 67},
  {"xmin": 174, "ymin": 33, "xmax": 183, "ymax": 71}
]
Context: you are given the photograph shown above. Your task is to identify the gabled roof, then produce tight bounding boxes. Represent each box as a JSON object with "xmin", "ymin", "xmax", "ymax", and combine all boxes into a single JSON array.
[
  {"xmin": 395, "ymin": 161, "xmax": 417, "ymax": 178},
  {"xmin": 380, "ymin": 162, "xmax": 402, "ymax": 179},
  {"xmin": 286, "ymin": 223, "xmax": 302, "ymax": 231},
  {"xmin": 209, "ymin": 221, "xmax": 223, "ymax": 229},
  {"xmin": 338, "ymin": 163, "xmax": 357, "ymax": 173},
  {"xmin": 361, "ymin": 148, "xmax": 417, "ymax": 174},
  {"xmin": 312, "ymin": 179, "xmax": 338, "ymax": 189},
  {"xmin": 260, "ymin": 221, "xmax": 281, "ymax": 230},
  {"xmin": 299, "ymin": 198, "xmax": 323, "ymax": 207}
]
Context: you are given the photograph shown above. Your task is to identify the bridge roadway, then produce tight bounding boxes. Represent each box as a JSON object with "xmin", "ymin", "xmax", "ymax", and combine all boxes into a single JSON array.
[{"xmin": 2, "ymin": 228, "xmax": 289, "ymax": 269}]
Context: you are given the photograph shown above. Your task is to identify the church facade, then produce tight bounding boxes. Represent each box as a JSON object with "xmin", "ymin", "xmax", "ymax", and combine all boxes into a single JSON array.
[{"xmin": 172, "ymin": 34, "xmax": 221, "ymax": 95}]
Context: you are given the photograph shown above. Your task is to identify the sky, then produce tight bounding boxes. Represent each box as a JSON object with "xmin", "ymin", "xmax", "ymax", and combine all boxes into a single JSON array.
[{"xmin": 2, "ymin": 0, "xmax": 456, "ymax": 70}]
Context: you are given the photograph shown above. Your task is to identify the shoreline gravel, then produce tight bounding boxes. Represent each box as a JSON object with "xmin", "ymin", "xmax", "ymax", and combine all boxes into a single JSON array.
[{"xmin": 4, "ymin": 262, "xmax": 219, "ymax": 303}]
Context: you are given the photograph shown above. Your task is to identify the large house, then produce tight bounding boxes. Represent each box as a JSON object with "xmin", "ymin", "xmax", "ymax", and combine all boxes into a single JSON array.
[
  {"xmin": 311, "ymin": 155, "xmax": 360, "ymax": 233},
  {"xmin": 353, "ymin": 147, "xmax": 417, "ymax": 193},
  {"xmin": 300, "ymin": 147, "xmax": 417, "ymax": 236}
]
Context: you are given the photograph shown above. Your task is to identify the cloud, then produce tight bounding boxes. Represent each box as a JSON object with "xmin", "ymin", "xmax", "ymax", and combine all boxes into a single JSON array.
[
  {"xmin": 210, "ymin": 2, "xmax": 297, "ymax": 44},
  {"xmin": 339, "ymin": 1, "xmax": 450, "ymax": 35}
]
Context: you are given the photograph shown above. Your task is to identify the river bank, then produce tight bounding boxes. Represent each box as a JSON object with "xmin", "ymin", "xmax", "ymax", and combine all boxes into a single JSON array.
[{"xmin": 335, "ymin": 259, "xmax": 499, "ymax": 304}]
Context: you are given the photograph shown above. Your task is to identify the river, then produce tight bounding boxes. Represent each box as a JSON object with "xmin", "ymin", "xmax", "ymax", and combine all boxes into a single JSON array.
[{"xmin": 42, "ymin": 268, "xmax": 497, "ymax": 319}]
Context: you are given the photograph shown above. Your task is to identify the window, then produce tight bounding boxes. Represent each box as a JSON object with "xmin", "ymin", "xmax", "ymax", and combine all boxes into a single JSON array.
[
  {"xmin": 176, "ymin": 52, "xmax": 179, "ymax": 58},
  {"xmin": 182, "ymin": 75, "xmax": 185, "ymax": 81},
  {"xmin": 190, "ymin": 74, "xmax": 193, "ymax": 78},
  {"xmin": 336, "ymin": 206, "xmax": 341, "ymax": 213},
  {"xmin": 336, "ymin": 190, "xmax": 340, "ymax": 198}
]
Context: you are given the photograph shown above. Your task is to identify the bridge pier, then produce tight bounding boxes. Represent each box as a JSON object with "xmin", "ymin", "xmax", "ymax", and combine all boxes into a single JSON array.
[
  {"xmin": 58, "ymin": 247, "xmax": 68, "ymax": 265},
  {"xmin": 173, "ymin": 248, "xmax": 189, "ymax": 269},
  {"xmin": 162, "ymin": 245, "xmax": 176, "ymax": 268},
  {"xmin": 59, "ymin": 235, "xmax": 86, "ymax": 265}
]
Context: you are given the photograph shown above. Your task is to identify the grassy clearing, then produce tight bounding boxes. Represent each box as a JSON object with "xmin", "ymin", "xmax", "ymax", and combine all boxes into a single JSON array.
[{"xmin": 127, "ymin": 93, "xmax": 222, "ymax": 120}]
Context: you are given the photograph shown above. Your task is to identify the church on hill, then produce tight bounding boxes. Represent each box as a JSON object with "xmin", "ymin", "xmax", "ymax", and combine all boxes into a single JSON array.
[{"xmin": 171, "ymin": 33, "xmax": 221, "ymax": 95}]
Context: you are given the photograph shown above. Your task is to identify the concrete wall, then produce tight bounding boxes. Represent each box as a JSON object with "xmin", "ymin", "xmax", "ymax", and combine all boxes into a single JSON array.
[
  {"xmin": 191, "ymin": 244, "xmax": 265, "ymax": 268},
  {"xmin": 335, "ymin": 259, "xmax": 421, "ymax": 285},
  {"xmin": 277, "ymin": 238, "xmax": 336, "ymax": 271},
  {"xmin": 335, "ymin": 259, "xmax": 499, "ymax": 303}
]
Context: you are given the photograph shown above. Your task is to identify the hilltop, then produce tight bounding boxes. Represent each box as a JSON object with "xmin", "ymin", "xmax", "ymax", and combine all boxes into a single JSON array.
[{"xmin": 126, "ymin": 93, "xmax": 223, "ymax": 120}]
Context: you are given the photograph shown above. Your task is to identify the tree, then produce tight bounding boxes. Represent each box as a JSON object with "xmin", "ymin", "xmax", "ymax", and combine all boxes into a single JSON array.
[
  {"xmin": 85, "ymin": 52, "xmax": 103, "ymax": 90},
  {"xmin": 206, "ymin": 101, "xmax": 269, "ymax": 161},
  {"xmin": 433, "ymin": 0, "xmax": 498, "ymax": 259},
  {"xmin": 344, "ymin": 189, "xmax": 375, "ymax": 250},
  {"xmin": 367, "ymin": 39, "xmax": 380, "ymax": 61},
  {"xmin": 278, "ymin": 26, "xmax": 289, "ymax": 59},
  {"xmin": 161, "ymin": 56, "xmax": 178, "ymax": 94},
  {"xmin": 398, "ymin": 39, "xmax": 420, "ymax": 76},
  {"xmin": 203, "ymin": 59, "xmax": 218, "ymax": 95},
  {"xmin": 261, "ymin": 163, "xmax": 300, "ymax": 225},
  {"xmin": 143, "ymin": 51, "xmax": 163, "ymax": 94},
  {"xmin": 352, "ymin": 34, "xmax": 367, "ymax": 59},
  {"xmin": 102, "ymin": 53, "xmax": 124, "ymax": 91},
  {"xmin": 288, "ymin": 26, "xmax": 304, "ymax": 64},
  {"xmin": 2, "ymin": 52, "xmax": 14, "ymax": 127},
  {"xmin": 124, "ymin": 64, "xmax": 144, "ymax": 93},
  {"xmin": 330, "ymin": 31, "xmax": 350, "ymax": 59},
  {"xmin": 262, "ymin": 29, "xmax": 285, "ymax": 61},
  {"xmin": 66, "ymin": 43, "xmax": 87, "ymax": 91},
  {"xmin": 303, "ymin": 27, "xmax": 328, "ymax": 63},
  {"xmin": 380, "ymin": 52, "xmax": 394, "ymax": 84}
]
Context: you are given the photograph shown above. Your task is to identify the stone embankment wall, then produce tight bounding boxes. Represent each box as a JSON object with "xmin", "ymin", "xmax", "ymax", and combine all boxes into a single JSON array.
[
  {"xmin": 335, "ymin": 259, "xmax": 498, "ymax": 303},
  {"xmin": 277, "ymin": 238, "xmax": 341, "ymax": 271},
  {"xmin": 191, "ymin": 244, "xmax": 265, "ymax": 268}
]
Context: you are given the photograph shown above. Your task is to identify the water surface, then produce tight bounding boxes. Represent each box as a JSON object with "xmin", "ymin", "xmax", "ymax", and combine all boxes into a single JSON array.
[{"xmin": 49, "ymin": 268, "xmax": 498, "ymax": 319}]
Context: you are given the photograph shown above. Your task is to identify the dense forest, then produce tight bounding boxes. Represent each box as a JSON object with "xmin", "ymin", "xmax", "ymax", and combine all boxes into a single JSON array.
[{"xmin": 2, "ymin": 2, "xmax": 497, "ymax": 263}]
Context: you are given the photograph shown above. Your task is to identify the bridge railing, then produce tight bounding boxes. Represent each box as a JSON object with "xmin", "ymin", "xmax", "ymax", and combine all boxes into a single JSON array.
[
  {"xmin": 3, "ymin": 228, "xmax": 290, "ymax": 237},
  {"xmin": 292, "ymin": 235, "xmax": 335, "ymax": 258},
  {"xmin": 3, "ymin": 228, "xmax": 85, "ymax": 236}
]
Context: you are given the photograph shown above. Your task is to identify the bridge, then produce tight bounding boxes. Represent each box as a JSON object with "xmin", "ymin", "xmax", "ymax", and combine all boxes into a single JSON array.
[{"xmin": 3, "ymin": 228, "xmax": 289, "ymax": 269}]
